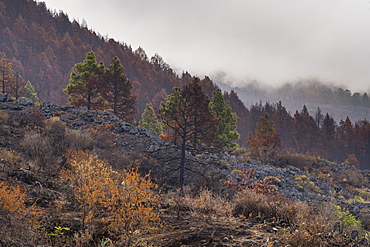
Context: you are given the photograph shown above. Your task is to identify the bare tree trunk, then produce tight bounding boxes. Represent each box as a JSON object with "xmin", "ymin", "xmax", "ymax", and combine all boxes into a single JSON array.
[{"xmin": 180, "ymin": 133, "xmax": 186, "ymax": 197}]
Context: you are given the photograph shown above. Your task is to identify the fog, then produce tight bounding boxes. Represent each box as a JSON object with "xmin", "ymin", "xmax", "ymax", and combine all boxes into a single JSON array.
[{"xmin": 40, "ymin": 0, "xmax": 370, "ymax": 92}]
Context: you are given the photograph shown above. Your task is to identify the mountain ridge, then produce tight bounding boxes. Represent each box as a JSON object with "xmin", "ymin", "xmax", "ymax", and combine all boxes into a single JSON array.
[{"xmin": 215, "ymin": 80, "xmax": 370, "ymax": 123}]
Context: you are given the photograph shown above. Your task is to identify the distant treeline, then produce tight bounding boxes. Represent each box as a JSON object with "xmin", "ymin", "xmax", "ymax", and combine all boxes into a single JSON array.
[
  {"xmin": 232, "ymin": 98, "xmax": 370, "ymax": 169},
  {"xmin": 241, "ymin": 80, "xmax": 370, "ymax": 108}
]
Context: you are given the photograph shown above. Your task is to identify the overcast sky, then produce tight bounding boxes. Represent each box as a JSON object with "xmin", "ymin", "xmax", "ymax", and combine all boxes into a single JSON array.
[{"xmin": 40, "ymin": 0, "xmax": 370, "ymax": 92}]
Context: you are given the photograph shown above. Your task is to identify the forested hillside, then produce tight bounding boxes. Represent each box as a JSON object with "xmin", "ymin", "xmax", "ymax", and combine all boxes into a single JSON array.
[
  {"xmin": 0, "ymin": 0, "xmax": 370, "ymax": 169},
  {"xmin": 0, "ymin": 0, "xmax": 186, "ymax": 110}
]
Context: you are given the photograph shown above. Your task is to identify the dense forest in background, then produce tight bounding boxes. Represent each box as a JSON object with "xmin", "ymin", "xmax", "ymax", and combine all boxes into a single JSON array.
[{"xmin": 0, "ymin": 0, "xmax": 370, "ymax": 169}]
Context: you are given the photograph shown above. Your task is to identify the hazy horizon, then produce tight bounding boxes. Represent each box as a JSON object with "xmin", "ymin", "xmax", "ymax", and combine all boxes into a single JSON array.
[{"xmin": 40, "ymin": 0, "xmax": 370, "ymax": 93}]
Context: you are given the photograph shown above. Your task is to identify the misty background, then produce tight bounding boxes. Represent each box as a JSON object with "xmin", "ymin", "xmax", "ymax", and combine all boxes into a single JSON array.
[{"xmin": 40, "ymin": 0, "xmax": 370, "ymax": 93}]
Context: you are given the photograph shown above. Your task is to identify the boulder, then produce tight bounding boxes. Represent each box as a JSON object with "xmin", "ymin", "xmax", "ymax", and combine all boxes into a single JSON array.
[
  {"xmin": 0, "ymin": 93, "xmax": 12, "ymax": 102},
  {"xmin": 18, "ymin": 98, "xmax": 33, "ymax": 106}
]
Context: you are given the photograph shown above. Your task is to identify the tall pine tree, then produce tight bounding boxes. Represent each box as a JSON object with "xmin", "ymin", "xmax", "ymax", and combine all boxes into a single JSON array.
[
  {"xmin": 160, "ymin": 78, "xmax": 218, "ymax": 195},
  {"xmin": 0, "ymin": 53, "xmax": 13, "ymax": 94},
  {"xmin": 182, "ymin": 78, "xmax": 218, "ymax": 147},
  {"xmin": 209, "ymin": 89, "xmax": 239, "ymax": 150},
  {"xmin": 103, "ymin": 56, "xmax": 138, "ymax": 123},
  {"xmin": 161, "ymin": 86, "xmax": 190, "ymax": 196},
  {"xmin": 64, "ymin": 51, "xmax": 105, "ymax": 110}
]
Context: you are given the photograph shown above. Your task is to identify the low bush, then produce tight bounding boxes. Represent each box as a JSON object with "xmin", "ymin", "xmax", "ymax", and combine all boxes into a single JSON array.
[
  {"xmin": 21, "ymin": 132, "xmax": 58, "ymax": 175},
  {"xmin": 279, "ymin": 203, "xmax": 339, "ymax": 246},
  {"xmin": 186, "ymin": 189, "xmax": 234, "ymax": 217},
  {"xmin": 19, "ymin": 111, "xmax": 45, "ymax": 130},
  {"xmin": 0, "ymin": 149, "xmax": 23, "ymax": 172},
  {"xmin": 294, "ymin": 175, "xmax": 321, "ymax": 193},
  {"xmin": 278, "ymin": 202, "xmax": 369, "ymax": 246},
  {"xmin": 233, "ymin": 189, "xmax": 279, "ymax": 220},
  {"xmin": 0, "ymin": 181, "xmax": 44, "ymax": 244},
  {"xmin": 359, "ymin": 209, "xmax": 370, "ymax": 230},
  {"xmin": 334, "ymin": 169, "xmax": 366, "ymax": 188},
  {"xmin": 65, "ymin": 129, "xmax": 93, "ymax": 151},
  {"xmin": 282, "ymin": 153, "xmax": 319, "ymax": 171}
]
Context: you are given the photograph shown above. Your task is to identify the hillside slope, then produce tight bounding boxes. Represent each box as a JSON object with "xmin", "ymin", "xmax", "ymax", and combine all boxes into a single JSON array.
[
  {"xmin": 0, "ymin": 0, "xmax": 184, "ymax": 111},
  {"xmin": 1, "ymin": 99, "xmax": 370, "ymax": 246}
]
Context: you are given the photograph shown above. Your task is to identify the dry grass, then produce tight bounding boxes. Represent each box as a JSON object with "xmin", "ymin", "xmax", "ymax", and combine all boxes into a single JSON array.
[
  {"xmin": 0, "ymin": 149, "xmax": 23, "ymax": 172},
  {"xmin": 187, "ymin": 189, "xmax": 234, "ymax": 217},
  {"xmin": 65, "ymin": 129, "xmax": 94, "ymax": 151},
  {"xmin": 334, "ymin": 169, "xmax": 366, "ymax": 188},
  {"xmin": 277, "ymin": 202, "xmax": 367, "ymax": 247},
  {"xmin": 233, "ymin": 189, "xmax": 285, "ymax": 220},
  {"xmin": 0, "ymin": 110, "xmax": 9, "ymax": 135}
]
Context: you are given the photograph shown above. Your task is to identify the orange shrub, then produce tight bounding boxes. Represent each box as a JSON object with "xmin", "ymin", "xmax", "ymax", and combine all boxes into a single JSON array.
[
  {"xmin": 344, "ymin": 154, "xmax": 361, "ymax": 169},
  {"xmin": 63, "ymin": 150, "xmax": 161, "ymax": 246},
  {"xmin": 103, "ymin": 168, "xmax": 162, "ymax": 246},
  {"xmin": 0, "ymin": 181, "xmax": 44, "ymax": 226}
]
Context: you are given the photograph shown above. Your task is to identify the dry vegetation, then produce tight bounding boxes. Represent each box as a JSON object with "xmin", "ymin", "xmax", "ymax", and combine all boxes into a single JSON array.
[{"xmin": 1, "ymin": 109, "xmax": 370, "ymax": 247}]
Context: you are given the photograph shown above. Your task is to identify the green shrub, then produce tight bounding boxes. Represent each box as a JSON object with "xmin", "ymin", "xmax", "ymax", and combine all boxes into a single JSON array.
[
  {"xmin": 231, "ymin": 169, "xmax": 243, "ymax": 175},
  {"xmin": 294, "ymin": 175, "xmax": 321, "ymax": 193},
  {"xmin": 334, "ymin": 204, "xmax": 362, "ymax": 229}
]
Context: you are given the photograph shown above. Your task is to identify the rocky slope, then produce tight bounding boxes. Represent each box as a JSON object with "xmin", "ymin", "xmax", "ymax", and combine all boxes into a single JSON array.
[{"xmin": 1, "ymin": 94, "xmax": 370, "ymax": 246}]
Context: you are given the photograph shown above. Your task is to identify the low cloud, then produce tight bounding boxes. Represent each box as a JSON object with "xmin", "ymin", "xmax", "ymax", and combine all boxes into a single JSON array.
[{"xmin": 42, "ymin": 0, "xmax": 370, "ymax": 93}]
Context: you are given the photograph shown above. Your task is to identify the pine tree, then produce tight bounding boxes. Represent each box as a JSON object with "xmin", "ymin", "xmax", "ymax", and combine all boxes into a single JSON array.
[
  {"xmin": 209, "ymin": 88, "xmax": 240, "ymax": 150},
  {"xmin": 351, "ymin": 92, "xmax": 362, "ymax": 106},
  {"xmin": 248, "ymin": 113, "xmax": 280, "ymax": 163},
  {"xmin": 20, "ymin": 81, "xmax": 39, "ymax": 104},
  {"xmin": 321, "ymin": 113, "xmax": 337, "ymax": 161},
  {"xmin": 223, "ymin": 90, "xmax": 250, "ymax": 147},
  {"xmin": 300, "ymin": 105, "xmax": 309, "ymax": 116},
  {"xmin": 138, "ymin": 103, "xmax": 163, "ymax": 136},
  {"xmin": 337, "ymin": 117, "xmax": 354, "ymax": 161},
  {"xmin": 150, "ymin": 53, "xmax": 170, "ymax": 73},
  {"xmin": 182, "ymin": 78, "xmax": 218, "ymax": 147},
  {"xmin": 362, "ymin": 93, "xmax": 370, "ymax": 107},
  {"xmin": 103, "ymin": 56, "xmax": 138, "ymax": 123},
  {"xmin": 321, "ymin": 113, "xmax": 336, "ymax": 143},
  {"xmin": 0, "ymin": 53, "xmax": 13, "ymax": 94},
  {"xmin": 12, "ymin": 72, "xmax": 25, "ymax": 100},
  {"xmin": 314, "ymin": 107, "xmax": 324, "ymax": 128},
  {"xmin": 64, "ymin": 51, "xmax": 105, "ymax": 110},
  {"xmin": 352, "ymin": 120, "xmax": 370, "ymax": 169},
  {"xmin": 293, "ymin": 110, "xmax": 323, "ymax": 154},
  {"xmin": 160, "ymin": 79, "xmax": 218, "ymax": 195},
  {"xmin": 249, "ymin": 113, "xmax": 280, "ymax": 148},
  {"xmin": 160, "ymin": 86, "xmax": 190, "ymax": 195},
  {"xmin": 271, "ymin": 101, "xmax": 294, "ymax": 147}
]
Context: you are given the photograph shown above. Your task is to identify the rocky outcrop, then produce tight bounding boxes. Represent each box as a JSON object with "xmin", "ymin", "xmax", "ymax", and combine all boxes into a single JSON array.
[{"xmin": 0, "ymin": 93, "xmax": 12, "ymax": 102}]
